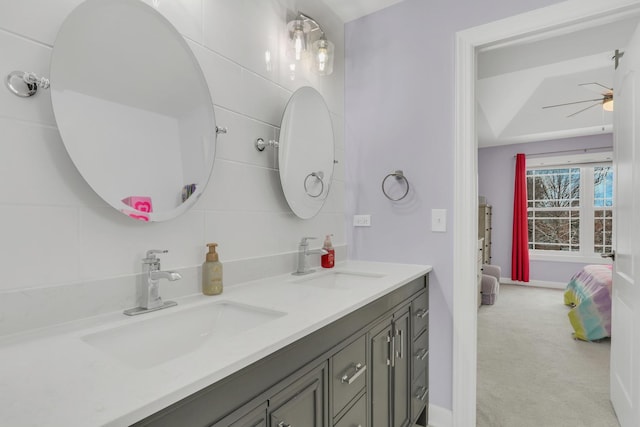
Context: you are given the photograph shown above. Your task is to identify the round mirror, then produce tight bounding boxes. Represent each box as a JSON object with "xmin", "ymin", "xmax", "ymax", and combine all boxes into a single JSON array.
[
  {"xmin": 50, "ymin": 0, "xmax": 217, "ymax": 222},
  {"xmin": 279, "ymin": 87, "xmax": 334, "ymax": 219}
]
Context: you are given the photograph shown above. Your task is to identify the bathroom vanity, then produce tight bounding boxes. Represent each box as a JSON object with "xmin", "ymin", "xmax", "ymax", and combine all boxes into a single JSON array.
[
  {"xmin": 135, "ymin": 272, "xmax": 429, "ymax": 427},
  {"xmin": 0, "ymin": 262, "xmax": 430, "ymax": 426}
]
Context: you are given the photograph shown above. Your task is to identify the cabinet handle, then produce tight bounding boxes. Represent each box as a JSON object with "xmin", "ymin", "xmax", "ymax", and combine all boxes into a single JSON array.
[
  {"xmin": 415, "ymin": 309, "xmax": 428, "ymax": 319},
  {"xmin": 278, "ymin": 422, "xmax": 291, "ymax": 427},
  {"xmin": 396, "ymin": 329, "xmax": 404, "ymax": 359},
  {"xmin": 341, "ymin": 363, "xmax": 367, "ymax": 384},
  {"xmin": 386, "ymin": 334, "xmax": 392, "ymax": 366},
  {"xmin": 390, "ymin": 331, "xmax": 395, "ymax": 368},
  {"xmin": 415, "ymin": 348, "xmax": 428, "ymax": 361},
  {"xmin": 415, "ymin": 386, "xmax": 428, "ymax": 401}
]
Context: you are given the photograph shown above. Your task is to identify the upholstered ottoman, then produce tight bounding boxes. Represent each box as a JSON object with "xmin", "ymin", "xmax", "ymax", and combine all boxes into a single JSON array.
[{"xmin": 481, "ymin": 264, "xmax": 501, "ymax": 305}]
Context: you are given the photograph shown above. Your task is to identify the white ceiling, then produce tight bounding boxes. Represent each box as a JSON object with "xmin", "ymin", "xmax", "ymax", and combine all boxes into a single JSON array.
[
  {"xmin": 321, "ymin": 0, "xmax": 404, "ymax": 22},
  {"xmin": 478, "ymin": 16, "xmax": 640, "ymax": 147}
]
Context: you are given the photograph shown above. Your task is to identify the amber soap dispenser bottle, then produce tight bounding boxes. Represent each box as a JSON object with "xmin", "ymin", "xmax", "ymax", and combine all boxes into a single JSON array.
[{"xmin": 202, "ymin": 243, "xmax": 223, "ymax": 295}]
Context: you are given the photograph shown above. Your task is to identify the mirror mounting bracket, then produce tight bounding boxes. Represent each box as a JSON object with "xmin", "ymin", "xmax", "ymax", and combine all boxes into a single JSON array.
[
  {"xmin": 255, "ymin": 137, "xmax": 279, "ymax": 152},
  {"xmin": 5, "ymin": 71, "xmax": 50, "ymax": 98}
]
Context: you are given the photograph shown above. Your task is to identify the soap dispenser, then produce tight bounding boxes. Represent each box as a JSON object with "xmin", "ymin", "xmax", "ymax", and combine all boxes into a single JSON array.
[
  {"xmin": 321, "ymin": 234, "xmax": 335, "ymax": 268},
  {"xmin": 202, "ymin": 243, "xmax": 223, "ymax": 295}
]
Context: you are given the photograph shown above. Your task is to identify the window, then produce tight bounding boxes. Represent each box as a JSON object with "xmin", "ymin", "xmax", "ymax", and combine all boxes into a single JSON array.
[
  {"xmin": 593, "ymin": 166, "xmax": 613, "ymax": 254},
  {"xmin": 527, "ymin": 163, "xmax": 613, "ymax": 258}
]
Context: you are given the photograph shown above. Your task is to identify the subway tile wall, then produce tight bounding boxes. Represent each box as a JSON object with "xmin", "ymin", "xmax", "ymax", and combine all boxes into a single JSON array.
[{"xmin": 0, "ymin": 1, "xmax": 345, "ymax": 299}]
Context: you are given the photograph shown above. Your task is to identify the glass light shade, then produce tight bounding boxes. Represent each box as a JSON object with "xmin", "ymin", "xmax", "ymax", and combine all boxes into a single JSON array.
[
  {"xmin": 602, "ymin": 98, "xmax": 614, "ymax": 112},
  {"xmin": 287, "ymin": 19, "xmax": 310, "ymax": 61},
  {"xmin": 312, "ymin": 38, "xmax": 334, "ymax": 76}
]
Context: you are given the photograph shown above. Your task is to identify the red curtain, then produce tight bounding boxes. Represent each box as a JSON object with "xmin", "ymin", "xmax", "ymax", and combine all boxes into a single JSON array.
[{"xmin": 511, "ymin": 153, "xmax": 530, "ymax": 282}]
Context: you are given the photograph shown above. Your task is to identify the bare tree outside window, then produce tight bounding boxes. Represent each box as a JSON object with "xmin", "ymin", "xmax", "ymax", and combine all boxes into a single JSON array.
[
  {"xmin": 527, "ymin": 168, "xmax": 580, "ymax": 251},
  {"xmin": 527, "ymin": 164, "xmax": 614, "ymax": 255},
  {"xmin": 594, "ymin": 166, "xmax": 614, "ymax": 254}
]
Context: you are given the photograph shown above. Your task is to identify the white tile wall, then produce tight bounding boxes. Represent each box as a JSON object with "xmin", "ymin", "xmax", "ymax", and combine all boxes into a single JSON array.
[{"xmin": 0, "ymin": 0, "xmax": 345, "ymax": 334}]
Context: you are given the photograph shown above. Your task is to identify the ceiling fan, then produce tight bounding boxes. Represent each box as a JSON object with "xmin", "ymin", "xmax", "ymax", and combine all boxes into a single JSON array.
[{"xmin": 542, "ymin": 82, "xmax": 614, "ymax": 117}]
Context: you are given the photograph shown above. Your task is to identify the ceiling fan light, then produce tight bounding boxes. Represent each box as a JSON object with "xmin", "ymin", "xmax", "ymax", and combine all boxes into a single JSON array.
[{"xmin": 602, "ymin": 98, "xmax": 614, "ymax": 112}]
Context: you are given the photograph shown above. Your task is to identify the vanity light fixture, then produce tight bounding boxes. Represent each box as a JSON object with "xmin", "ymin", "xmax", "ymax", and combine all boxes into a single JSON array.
[
  {"xmin": 312, "ymin": 34, "xmax": 334, "ymax": 76},
  {"xmin": 286, "ymin": 12, "xmax": 334, "ymax": 76}
]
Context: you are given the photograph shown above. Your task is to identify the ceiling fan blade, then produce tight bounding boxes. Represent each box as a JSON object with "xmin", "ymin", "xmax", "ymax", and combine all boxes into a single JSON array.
[
  {"xmin": 566, "ymin": 101, "xmax": 601, "ymax": 118},
  {"xmin": 542, "ymin": 98, "xmax": 605, "ymax": 109},
  {"xmin": 579, "ymin": 82, "xmax": 613, "ymax": 93}
]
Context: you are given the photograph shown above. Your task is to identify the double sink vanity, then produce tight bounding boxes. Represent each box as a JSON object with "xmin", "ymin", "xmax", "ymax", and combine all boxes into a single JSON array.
[{"xmin": 0, "ymin": 261, "xmax": 431, "ymax": 426}]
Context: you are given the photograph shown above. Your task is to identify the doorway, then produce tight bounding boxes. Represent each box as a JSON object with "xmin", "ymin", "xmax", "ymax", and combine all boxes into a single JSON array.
[{"xmin": 453, "ymin": 1, "xmax": 640, "ymax": 425}]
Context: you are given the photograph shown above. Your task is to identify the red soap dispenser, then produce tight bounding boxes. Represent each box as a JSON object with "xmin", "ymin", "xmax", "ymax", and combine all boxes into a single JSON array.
[{"xmin": 321, "ymin": 234, "xmax": 335, "ymax": 268}]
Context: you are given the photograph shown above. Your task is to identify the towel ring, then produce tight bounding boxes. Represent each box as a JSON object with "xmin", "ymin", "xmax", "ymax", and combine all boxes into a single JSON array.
[
  {"xmin": 304, "ymin": 171, "xmax": 324, "ymax": 198},
  {"xmin": 382, "ymin": 170, "xmax": 409, "ymax": 201}
]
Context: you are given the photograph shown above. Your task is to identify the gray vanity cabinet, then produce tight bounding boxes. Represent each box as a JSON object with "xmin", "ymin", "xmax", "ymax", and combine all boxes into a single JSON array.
[
  {"xmin": 268, "ymin": 362, "xmax": 327, "ymax": 427},
  {"xmin": 132, "ymin": 275, "xmax": 429, "ymax": 427},
  {"xmin": 369, "ymin": 305, "xmax": 411, "ymax": 427},
  {"xmin": 410, "ymin": 290, "xmax": 429, "ymax": 426}
]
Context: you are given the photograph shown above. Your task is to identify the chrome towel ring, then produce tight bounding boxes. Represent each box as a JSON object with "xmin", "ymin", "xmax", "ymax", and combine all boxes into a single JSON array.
[
  {"xmin": 382, "ymin": 170, "xmax": 409, "ymax": 201},
  {"xmin": 304, "ymin": 171, "xmax": 324, "ymax": 198}
]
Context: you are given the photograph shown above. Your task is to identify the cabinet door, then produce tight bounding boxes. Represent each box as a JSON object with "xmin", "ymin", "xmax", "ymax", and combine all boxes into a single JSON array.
[
  {"xmin": 369, "ymin": 320, "xmax": 392, "ymax": 427},
  {"xmin": 268, "ymin": 363, "xmax": 327, "ymax": 427},
  {"xmin": 392, "ymin": 309, "xmax": 411, "ymax": 427}
]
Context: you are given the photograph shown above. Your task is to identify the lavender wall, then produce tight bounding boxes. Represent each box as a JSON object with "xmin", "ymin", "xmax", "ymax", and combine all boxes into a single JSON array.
[
  {"xmin": 345, "ymin": 0, "xmax": 563, "ymax": 410},
  {"xmin": 478, "ymin": 134, "xmax": 613, "ymax": 283}
]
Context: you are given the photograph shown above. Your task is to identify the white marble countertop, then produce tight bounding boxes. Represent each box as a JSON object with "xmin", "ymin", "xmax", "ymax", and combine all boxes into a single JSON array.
[{"xmin": 0, "ymin": 261, "xmax": 431, "ymax": 427}]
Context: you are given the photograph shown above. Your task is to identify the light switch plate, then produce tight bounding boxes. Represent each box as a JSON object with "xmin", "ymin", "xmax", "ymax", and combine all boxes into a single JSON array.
[
  {"xmin": 353, "ymin": 214, "xmax": 371, "ymax": 227},
  {"xmin": 432, "ymin": 209, "xmax": 447, "ymax": 232}
]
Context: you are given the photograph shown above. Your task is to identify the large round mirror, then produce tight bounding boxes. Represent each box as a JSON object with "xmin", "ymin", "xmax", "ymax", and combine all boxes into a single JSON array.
[
  {"xmin": 50, "ymin": 0, "xmax": 217, "ymax": 222},
  {"xmin": 279, "ymin": 87, "xmax": 334, "ymax": 219}
]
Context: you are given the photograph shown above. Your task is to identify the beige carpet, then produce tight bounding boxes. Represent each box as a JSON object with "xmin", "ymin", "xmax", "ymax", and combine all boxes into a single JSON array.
[{"xmin": 477, "ymin": 284, "xmax": 618, "ymax": 427}]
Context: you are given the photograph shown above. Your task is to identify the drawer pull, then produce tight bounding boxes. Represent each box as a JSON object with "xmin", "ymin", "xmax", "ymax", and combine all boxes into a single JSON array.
[
  {"xmin": 415, "ymin": 348, "xmax": 428, "ymax": 361},
  {"xmin": 341, "ymin": 362, "xmax": 367, "ymax": 384},
  {"xmin": 396, "ymin": 329, "xmax": 404, "ymax": 359},
  {"xmin": 415, "ymin": 308, "xmax": 428, "ymax": 319},
  {"xmin": 278, "ymin": 422, "xmax": 291, "ymax": 427},
  {"xmin": 415, "ymin": 386, "xmax": 428, "ymax": 401}
]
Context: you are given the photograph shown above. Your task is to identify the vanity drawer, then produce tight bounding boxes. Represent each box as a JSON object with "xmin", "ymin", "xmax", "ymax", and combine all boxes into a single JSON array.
[
  {"xmin": 411, "ymin": 368, "xmax": 429, "ymax": 423},
  {"xmin": 412, "ymin": 329, "xmax": 429, "ymax": 382},
  {"xmin": 412, "ymin": 291, "xmax": 429, "ymax": 339},
  {"xmin": 334, "ymin": 393, "xmax": 366, "ymax": 427},
  {"xmin": 332, "ymin": 335, "xmax": 367, "ymax": 416}
]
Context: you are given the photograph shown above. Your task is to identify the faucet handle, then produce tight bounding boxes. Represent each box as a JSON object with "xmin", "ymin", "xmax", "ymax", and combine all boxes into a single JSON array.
[
  {"xmin": 143, "ymin": 249, "xmax": 168, "ymax": 263},
  {"xmin": 299, "ymin": 237, "xmax": 317, "ymax": 246}
]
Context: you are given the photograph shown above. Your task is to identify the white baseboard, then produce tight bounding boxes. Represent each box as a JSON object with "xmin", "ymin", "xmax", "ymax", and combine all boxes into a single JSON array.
[
  {"xmin": 500, "ymin": 277, "xmax": 565, "ymax": 290},
  {"xmin": 428, "ymin": 404, "xmax": 452, "ymax": 427}
]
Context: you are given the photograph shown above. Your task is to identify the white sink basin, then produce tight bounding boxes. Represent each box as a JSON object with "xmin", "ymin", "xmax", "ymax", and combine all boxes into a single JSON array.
[
  {"xmin": 292, "ymin": 270, "xmax": 385, "ymax": 290},
  {"xmin": 82, "ymin": 301, "xmax": 286, "ymax": 369}
]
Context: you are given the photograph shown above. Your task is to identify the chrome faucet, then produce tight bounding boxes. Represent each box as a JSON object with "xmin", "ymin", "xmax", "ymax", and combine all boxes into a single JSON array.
[
  {"xmin": 293, "ymin": 237, "xmax": 328, "ymax": 276},
  {"xmin": 124, "ymin": 249, "xmax": 182, "ymax": 316}
]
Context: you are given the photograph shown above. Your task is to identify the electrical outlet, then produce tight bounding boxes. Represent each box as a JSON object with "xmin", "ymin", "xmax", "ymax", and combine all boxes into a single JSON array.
[{"xmin": 353, "ymin": 214, "xmax": 371, "ymax": 227}]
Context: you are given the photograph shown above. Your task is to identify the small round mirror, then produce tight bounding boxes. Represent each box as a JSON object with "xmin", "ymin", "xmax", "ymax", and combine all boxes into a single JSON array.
[
  {"xmin": 279, "ymin": 87, "xmax": 334, "ymax": 219},
  {"xmin": 50, "ymin": 0, "xmax": 217, "ymax": 222}
]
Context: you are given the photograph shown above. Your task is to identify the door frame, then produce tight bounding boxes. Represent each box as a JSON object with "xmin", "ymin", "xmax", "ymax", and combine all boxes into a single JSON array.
[{"xmin": 453, "ymin": 0, "xmax": 640, "ymax": 425}]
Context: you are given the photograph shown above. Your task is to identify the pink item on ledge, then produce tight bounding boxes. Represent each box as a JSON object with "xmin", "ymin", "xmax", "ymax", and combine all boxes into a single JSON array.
[
  {"xmin": 122, "ymin": 196, "xmax": 153, "ymax": 213},
  {"xmin": 121, "ymin": 210, "xmax": 150, "ymax": 222}
]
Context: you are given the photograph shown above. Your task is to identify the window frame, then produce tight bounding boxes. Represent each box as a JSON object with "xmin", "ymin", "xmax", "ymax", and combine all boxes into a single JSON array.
[{"xmin": 525, "ymin": 153, "xmax": 614, "ymax": 264}]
